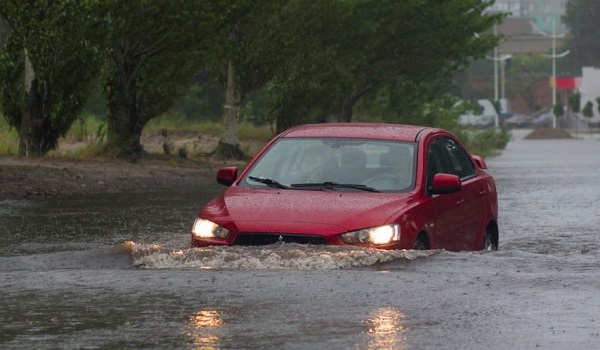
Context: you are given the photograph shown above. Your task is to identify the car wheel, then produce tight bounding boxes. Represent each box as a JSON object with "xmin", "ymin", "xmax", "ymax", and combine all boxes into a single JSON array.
[
  {"xmin": 413, "ymin": 234, "xmax": 430, "ymax": 250},
  {"xmin": 481, "ymin": 229, "xmax": 498, "ymax": 251}
]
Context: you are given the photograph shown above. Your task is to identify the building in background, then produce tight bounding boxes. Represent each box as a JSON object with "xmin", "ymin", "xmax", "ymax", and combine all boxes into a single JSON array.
[
  {"xmin": 521, "ymin": 0, "xmax": 568, "ymax": 34},
  {"xmin": 486, "ymin": 0, "xmax": 568, "ymax": 34},
  {"xmin": 486, "ymin": 0, "xmax": 523, "ymax": 16},
  {"xmin": 466, "ymin": 0, "xmax": 571, "ymax": 115}
]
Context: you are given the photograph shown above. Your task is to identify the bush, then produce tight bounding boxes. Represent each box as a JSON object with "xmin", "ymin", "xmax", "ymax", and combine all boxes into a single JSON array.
[{"xmin": 178, "ymin": 146, "xmax": 188, "ymax": 159}]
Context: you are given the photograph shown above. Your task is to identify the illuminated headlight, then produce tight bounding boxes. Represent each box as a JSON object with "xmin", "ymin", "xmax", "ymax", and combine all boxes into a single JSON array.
[
  {"xmin": 340, "ymin": 224, "xmax": 400, "ymax": 245},
  {"xmin": 192, "ymin": 218, "xmax": 230, "ymax": 239}
]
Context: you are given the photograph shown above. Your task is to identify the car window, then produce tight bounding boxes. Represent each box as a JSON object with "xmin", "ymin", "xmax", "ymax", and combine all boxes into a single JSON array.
[
  {"xmin": 241, "ymin": 138, "xmax": 417, "ymax": 192},
  {"xmin": 441, "ymin": 137, "xmax": 476, "ymax": 179},
  {"xmin": 426, "ymin": 138, "xmax": 449, "ymax": 188}
]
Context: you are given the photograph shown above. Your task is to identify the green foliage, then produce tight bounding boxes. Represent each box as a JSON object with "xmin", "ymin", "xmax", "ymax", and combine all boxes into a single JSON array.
[
  {"xmin": 582, "ymin": 101, "xmax": 594, "ymax": 118},
  {"xmin": 0, "ymin": 0, "xmax": 508, "ymax": 160},
  {"xmin": 267, "ymin": 0, "xmax": 503, "ymax": 132},
  {"xmin": 509, "ymin": 54, "xmax": 552, "ymax": 76},
  {"xmin": 569, "ymin": 92, "xmax": 581, "ymax": 113},
  {"xmin": 144, "ymin": 115, "xmax": 273, "ymax": 141},
  {"xmin": 100, "ymin": 0, "xmax": 214, "ymax": 158},
  {"xmin": 0, "ymin": 0, "xmax": 106, "ymax": 155},
  {"xmin": 240, "ymin": 88, "xmax": 270, "ymax": 126},
  {"xmin": 202, "ymin": 0, "xmax": 291, "ymax": 157},
  {"xmin": 168, "ymin": 72, "xmax": 224, "ymax": 122},
  {"xmin": 553, "ymin": 100, "xmax": 565, "ymax": 118},
  {"xmin": 61, "ymin": 113, "xmax": 106, "ymax": 142},
  {"xmin": 237, "ymin": 122, "xmax": 274, "ymax": 140},
  {"xmin": 162, "ymin": 142, "xmax": 172, "ymax": 156},
  {"xmin": 462, "ymin": 127, "xmax": 511, "ymax": 157},
  {"xmin": 144, "ymin": 115, "xmax": 222, "ymax": 135},
  {"xmin": 204, "ymin": 0, "xmax": 289, "ymax": 93},
  {"xmin": 0, "ymin": 116, "xmax": 17, "ymax": 154},
  {"xmin": 0, "ymin": 37, "xmax": 23, "ymax": 130},
  {"xmin": 177, "ymin": 146, "xmax": 188, "ymax": 159}
]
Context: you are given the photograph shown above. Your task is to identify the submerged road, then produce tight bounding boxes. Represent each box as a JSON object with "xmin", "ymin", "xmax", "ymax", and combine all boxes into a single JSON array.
[{"xmin": 1, "ymin": 134, "xmax": 600, "ymax": 349}]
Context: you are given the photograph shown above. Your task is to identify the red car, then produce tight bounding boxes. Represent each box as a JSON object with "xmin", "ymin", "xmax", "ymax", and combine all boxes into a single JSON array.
[{"xmin": 192, "ymin": 123, "xmax": 498, "ymax": 251}]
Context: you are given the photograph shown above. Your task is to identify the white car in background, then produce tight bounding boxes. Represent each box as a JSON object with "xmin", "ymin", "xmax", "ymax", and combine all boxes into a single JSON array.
[{"xmin": 458, "ymin": 99, "xmax": 498, "ymax": 128}]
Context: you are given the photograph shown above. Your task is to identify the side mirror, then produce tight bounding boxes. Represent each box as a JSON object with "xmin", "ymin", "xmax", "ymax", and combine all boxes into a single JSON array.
[
  {"xmin": 471, "ymin": 155, "xmax": 487, "ymax": 170},
  {"xmin": 431, "ymin": 173, "xmax": 462, "ymax": 194},
  {"xmin": 216, "ymin": 167, "xmax": 238, "ymax": 186}
]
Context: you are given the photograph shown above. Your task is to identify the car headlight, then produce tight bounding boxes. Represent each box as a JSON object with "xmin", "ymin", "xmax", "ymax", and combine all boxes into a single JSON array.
[
  {"xmin": 340, "ymin": 224, "xmax": 400, "ymax": 245},
  {"xmin": 192, "ymin": 218, "xmax": 230, "ymax": 239}
]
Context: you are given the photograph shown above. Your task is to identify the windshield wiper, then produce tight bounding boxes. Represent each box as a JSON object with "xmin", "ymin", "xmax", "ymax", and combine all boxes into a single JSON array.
[
  {"xmin": 248, "ymin": 176, "xmax": 290, "ymax": 189},
  {"xmin": 290, "ymin": 181, "xmax": 380, "ymax": 192}
]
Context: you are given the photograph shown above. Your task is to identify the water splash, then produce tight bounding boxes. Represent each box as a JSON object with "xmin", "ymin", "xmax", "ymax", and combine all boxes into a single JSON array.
[{"xmin": 129, "ymin": 243, "xmax": 437, "ymax": 270}]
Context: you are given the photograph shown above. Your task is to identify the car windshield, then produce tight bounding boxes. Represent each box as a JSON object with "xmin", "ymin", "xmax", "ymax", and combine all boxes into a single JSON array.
[{"xmin": 240, "ymin": 137, "xmax": 417, "ymax": 192}]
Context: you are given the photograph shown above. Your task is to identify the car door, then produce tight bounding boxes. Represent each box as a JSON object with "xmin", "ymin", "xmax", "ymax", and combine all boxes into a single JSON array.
[
  {"xmin": 440, "ymin": 137, "xmax": 485, "ymax": 250},
  {"xmin": 425, "ymin": 138, "xmax": 466, "ymax": 251}
]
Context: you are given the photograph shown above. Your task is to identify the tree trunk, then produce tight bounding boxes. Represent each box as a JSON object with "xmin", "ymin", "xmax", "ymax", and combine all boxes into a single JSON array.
[
  {"xmin": 106, "ymin": 72, "xmax": 144, "ymax": 160},
  {"xmin": 18, "ymin": 49, "xmax": 50, "ymax": 157},
  {"xmin": 334, "ymin": 81, "xmax": 383, "ymax": 123},
  {"xmin": 340, "ymin": 97, "xmax": 354, "ymax": 123},
  {"xmin": 275, "ymin": 106, "xmax": 294, "ymax": 134},
  {"xmin": 106, "ymin": 109, "xmax": 144, "ymax": 160},
  {"xmin": 331, "ymin": 95, "xmax": 356, "ymax": 123},
  {"xmin": 213, "ymin": 60, "xmax": 245, "ymax": 160}
]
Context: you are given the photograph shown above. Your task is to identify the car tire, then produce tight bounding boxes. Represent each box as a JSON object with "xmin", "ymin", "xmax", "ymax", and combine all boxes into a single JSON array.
[
  {"xmin": 481, "ymin": 228, "xmax": 498, "ymax": 251},
  {"xmin": 413, "ymin": 234, "xmax": 430, "ymax": 250}
]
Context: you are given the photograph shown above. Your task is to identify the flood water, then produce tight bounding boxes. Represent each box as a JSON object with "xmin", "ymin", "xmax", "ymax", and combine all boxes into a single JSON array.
[{"xmin": 2, "ymin": 136, "xmax": 600, "ymax": 349}]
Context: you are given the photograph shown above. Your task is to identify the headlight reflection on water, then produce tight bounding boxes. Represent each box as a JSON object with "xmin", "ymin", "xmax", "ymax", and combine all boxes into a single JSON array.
[
  {"xmin": 365, "ymin": 307, "xmax": 407, "ymax": 350},
  {"xmin": 187, "ymin": 310, "xmax": 224, "ymax": 349}
]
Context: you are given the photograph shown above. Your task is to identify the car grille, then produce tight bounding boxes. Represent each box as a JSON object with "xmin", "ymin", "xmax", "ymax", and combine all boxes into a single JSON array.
[{"xmin": 233, "ymin": 233, "xmax": 327, "ymax": 246}]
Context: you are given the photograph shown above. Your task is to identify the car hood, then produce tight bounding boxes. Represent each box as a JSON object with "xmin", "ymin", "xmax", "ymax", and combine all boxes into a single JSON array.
[{"xmin": 200, "ymin": 186, "xmax": 414, "ymax": 234}]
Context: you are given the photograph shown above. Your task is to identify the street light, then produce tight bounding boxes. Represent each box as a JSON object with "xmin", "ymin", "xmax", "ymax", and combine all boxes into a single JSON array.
[
  {"xmin": 530, "ymin": 18, "xmax": 569, "ymax": 129},
  {"xmin": 486, "ymin": 54, "xmax": 513, "ymax": 105},
  {"xmin": 483, "ymin": 24, "xmax": 512, "ymax": 127}
]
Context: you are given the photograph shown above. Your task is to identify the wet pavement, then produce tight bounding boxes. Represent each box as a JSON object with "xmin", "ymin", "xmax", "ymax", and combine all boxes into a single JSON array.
[{"xmin": 1, "ymin": 135, "xmax": 600, "ymax": 349}]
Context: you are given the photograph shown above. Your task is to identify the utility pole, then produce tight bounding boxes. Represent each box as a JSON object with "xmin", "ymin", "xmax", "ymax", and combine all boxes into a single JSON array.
[
  {"xmin": 531, "ymin": 18, "xmax": 569, "ymax": 129},
  {"xmin": 486, "ymin": 24, "xmax": 512, "ymax": 127}
]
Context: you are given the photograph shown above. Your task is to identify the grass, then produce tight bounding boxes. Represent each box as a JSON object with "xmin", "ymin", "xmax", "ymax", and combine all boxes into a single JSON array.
[
  {"xmin": 145, "ymin": 115, "xmax": 275, "ymax": 141},
  {"xmin": 145, "ymin": 115, "xmax": 222, "ymax": 135},
  {"xmin": 63, "ymin": 113, "xmax": 107, "ymax": 143},
  {"xmin": 0, "ymin": 113, "xmax": 275, "ymax": 159},
  {"xmin": 1, "ymin": 113, "xmax": 509, "ymax": 159},
  {"xmin": 0, "ymin": 118, "xmax": 19, "ymax": 155}
]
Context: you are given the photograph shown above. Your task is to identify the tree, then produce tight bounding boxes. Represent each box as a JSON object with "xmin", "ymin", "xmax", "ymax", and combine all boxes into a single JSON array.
[
  {"xmin": 564, "ymin": 0, "xmax": 600, "ymax": 70},
  {"xmin": 582, "ymin": 101, "xmax": 593, "ymax": 118},
  {"xmin": 553, "ymin": 98, "xmax": 565, "ymax": 119},
  {"xmin": 0, "ymin": 0, "xmax": 105, "ymax": 156},
  {"xmin": 569, "ymin": 92, "xmax": 581, "ymax": 114},
  {"xmin": 100, "ymin": 0, "xmax": 213, "ymax": 158},
  {"xmin": 583, "ymin": 100, "xmax": 595, "ymax": 137},
  {"xmin": 268, "ymin": 0, "xmax": 502, "ymax": 132},
  {"xmin": 205, "ymin": 0, "xmax": 288, "ymax": 159},
  {"xmin": 267, "ymin": 0, "xmax": 356, "ymax": 132}
]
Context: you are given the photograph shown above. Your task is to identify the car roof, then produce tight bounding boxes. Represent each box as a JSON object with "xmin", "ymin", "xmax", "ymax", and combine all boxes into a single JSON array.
[{"xmin": 280, "ymin": 123, "xmax": 435, "ymax": 142}]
